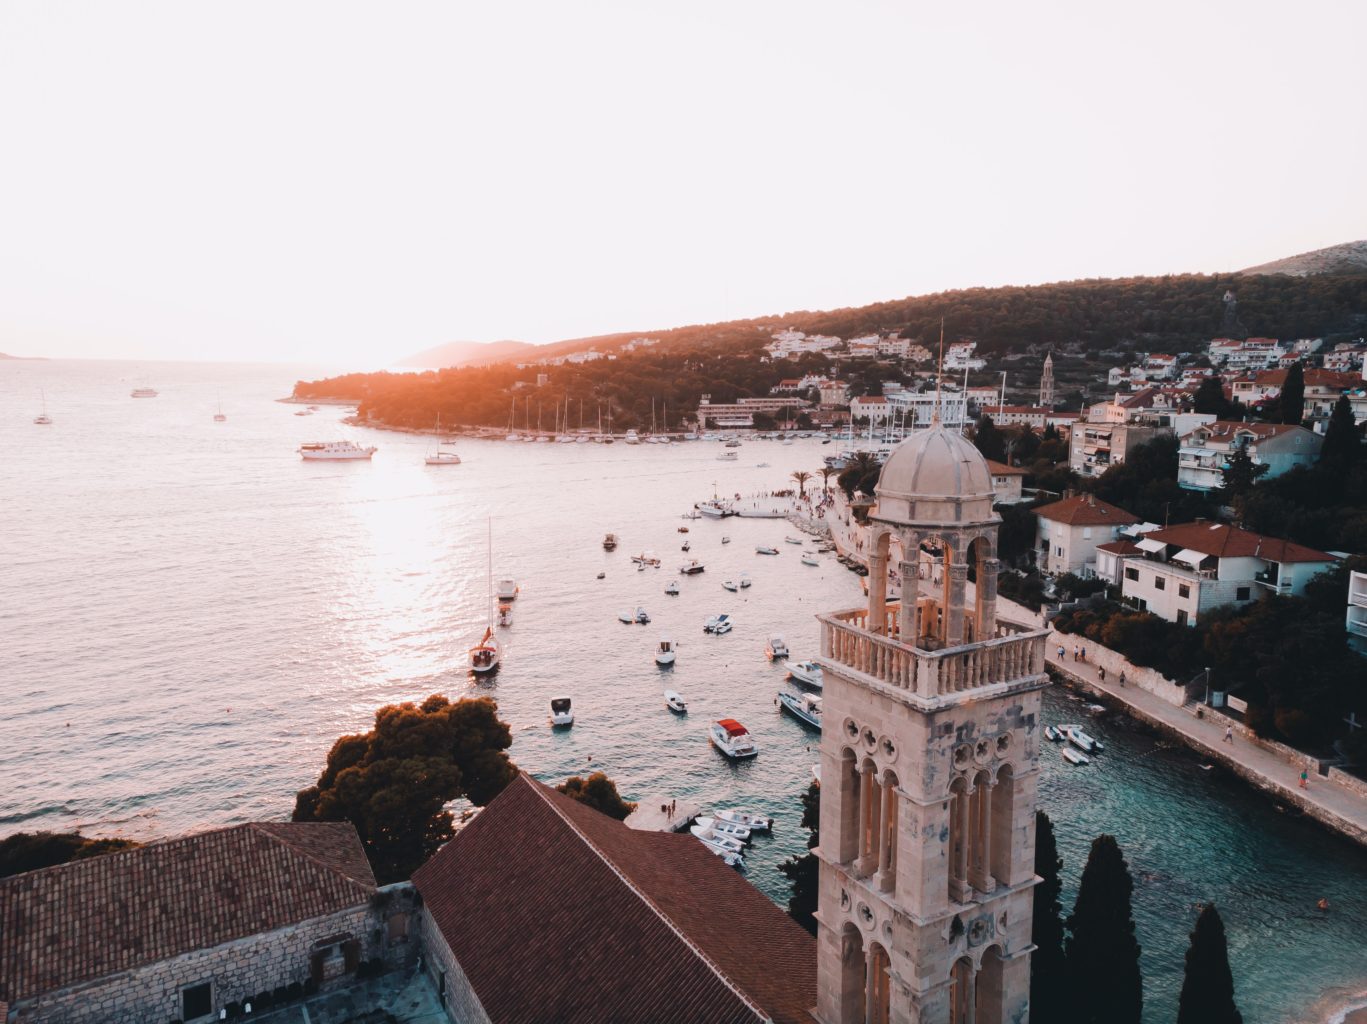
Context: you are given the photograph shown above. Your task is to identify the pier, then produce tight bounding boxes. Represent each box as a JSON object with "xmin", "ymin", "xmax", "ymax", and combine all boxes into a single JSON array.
[{"xmin": 624, "ymin": 796, "xmax": 699, "ymax": 832}]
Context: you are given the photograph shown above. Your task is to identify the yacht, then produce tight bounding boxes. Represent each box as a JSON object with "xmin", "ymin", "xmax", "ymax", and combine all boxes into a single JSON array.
[
  {"xmin": 755, "ymin": 545, "xmax": 779, "ymax": 555},
  {"xmin": 299, "ymin": 440, "xmax": 377, "ymax": 460},
  {"xmin": 495, "ymin": 579, "xmax": 519, "ymax": 602},
  {"xmin": 1061, "ymin": 725, "xmax": 1104, "ymax": 754},
  {"xmin": 603, "ymin": 533, "xmax": 618, "ymax": 551},
  {"xmin": 549, "ymin": 697, "xmax": 574, "ymax": 727},
  {"xmin": 697, "ymin": 498, "xmax": 732, "ymax": 518},
  {"xmin": 694, "ymin": 834, "xmax": 745, "ymax": 868},
  {"xmin": 130, "ymin": 387, "xmax": 158, "ymax": 398},
  {"xmin": 664, "ymin": 581, "xmax": 680, "ymax": 596},
  {"xmin": 778, "ymin": 691, "xmax": 823, "ymax": 730},
  {"xmin": 664, "ymin": 689, "xmax": 687, "ymax": 712},
  {"xmin": 715, "ymin": 808, "xmax": 772, "ymax": 831},
  {"xmin": 709, "ymin": 719, "xmax": 758, "ymax": 760},
  {"xmin": 623, "ymin": 429, "xmax": 641, "ymax": 445},
  {"xmin": 497, "ymin": 602, "xmax": 513, "ymax": 628},
  {"xmin": 693, "ymin": 816, "xmax": 751, "ymax": 843},
  {"xmin": 655, "ymin": 638, "xmax": 677, "ymax": 666},
  {"xmin": 470, "ymin": 519, "xmax": 501, "ymax": 674},
  {"xmin": 690, "ymin": 825, "xmax": 745, "ymax": 854},
  {"xmin": 788, "ymin": 661, "xmax": 824, "ymax": 689},
  {"xmin": 34, "ymin": 390, "xmax": 51, "ymax": 425},
  {"xmin": 766, "ymin": 634, "xmax": 790, "ymax": 660},
  {"xmin": 679, "ymin": 559, "xmax": 705, "ymax": 575}
]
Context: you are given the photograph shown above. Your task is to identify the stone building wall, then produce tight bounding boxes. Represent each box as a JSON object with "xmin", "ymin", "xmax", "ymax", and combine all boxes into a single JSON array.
[{"xmin": 413, "ymin": 906, "xmax": 491, "ymax": 1024}]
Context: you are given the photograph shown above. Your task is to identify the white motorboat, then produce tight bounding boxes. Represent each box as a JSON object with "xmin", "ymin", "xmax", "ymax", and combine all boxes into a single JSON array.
[
  {"xmin": 549, "ymin": 697, "xmax": 574, "ymax": 727},
  {"xmin": 632, "ymin": 552, "xmax": 661, "ymax": 567},
  {"xmin": 710, "ymin": 719, "xmax": 758, "ymax": 759},
  {"xmin": 1043, "ymin": 725, "xmax": 1063, "ymax": 742},
  {"xmin": 682, "ymin": 541, "xmax": 691, "ymax": 552},
  {"xmin": 800, "ymin": 555, "xmax": 819, "ymax": 567},
  {"xmin": 766, "ymin": 634, "xmax": 790, "ymax": 659},
  {"xmin": 664, "ymin": 689, "xmax": 687, "ymax": 712},
  {"xmin": 679, "ymin": 560, "xmax": 706, "ymax": 575},
  {"xmin": 694, "ymin": 816, "xmax": 751, "ymax": 843},
  {"xmin": 690, "ymin": 826, "xmax": 745, "ymax": 854},
  {"xmin": 698, "ymin": 499, "xmax": 732, "ymax": 518},
  {"xmin": 656, "ymin": 638, "xmax": 677, "ymax": 666},
  {"xmin": 703, "ymin": 614, "xmax": 732, "ymax": 635},
  {"xmin": 778, "ymin": 691, "xmax": 823, "ymax": 730},
  {"xmin": 664, "ymin": 581, "xmax": 680, "ymax": 595},
  {"xmin": 497, "ymin": 602, "xmax": 513, "ymax": 628},
  {"xmin": 724, "ymin": 439, "xmax": 742, "ymax": 448},
  {"xmin": 496, "ymin": 579, "xmax": 519, "ymax": 602},
  {"xmin": 755, "ymin": 545, "xmax": 779, "ymax": 555},
  {"xmin": 618, "ymin": 610, "xmax": 635, "ymax": 624},
  {"xmin": 717, "ymin": 451, "xmax": 738, "ymax": 461},
  {"xmin": 739, "ymin": 572, "xmax": 752, "ymax": 588},
  {"xmin": 722, "ymin": 580, "xmax": 739, "ymax": 592},
  {"xmin": 299, "ymin": 440, "xmax": 377, "ymax": 461},
  {"xmin": 624, "ymin": 429, "xmax": 641, "ymax": 445},
  {"xmin": 635, "ymin": 606, "xmax": 650, "ymax": 625},
  {"xmin": 470, "ymin": 519, "xmax": 501, "ymax": 674},
  {"xmin": 130, "ymin": 387, "xmax": 158, "ymax": 398},
  {"xmin": 784, "ymin": 536, "xmax": 804, "ymax": 545},
  {"xmin": 788, "ymin": 661, "xmax": 824, "ymax": 689},
  {"xmin": 715, "ymin": 808, "xmax": 772, "ymax": 831},
  {"xmin": 721, "ymin": 536, "xmax": 731, "ymax": 544},
  {"xmin": 695, "ymin": 835, "xmax": 745, "ymax": 868},
  {"xmin": 1061, "ymin": 747, "xmax": 1090, "ymax": 766},
  {"xmin": 1061, "ymin": 724, "xmax": 1104, "ymax": 754}
]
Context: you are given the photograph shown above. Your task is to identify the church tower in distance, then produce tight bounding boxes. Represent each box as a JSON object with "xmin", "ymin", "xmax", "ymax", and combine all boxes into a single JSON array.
[
  {"xmin": 813, "ymin": 423, "xmax": 1049, "ymax": 1024},
  {"xmin": 1038, "ymin": 352, "xmax": 1055, "ymax": 408}
]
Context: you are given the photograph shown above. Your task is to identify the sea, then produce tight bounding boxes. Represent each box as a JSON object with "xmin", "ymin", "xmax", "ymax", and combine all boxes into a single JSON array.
[{"xmin": 3, "ymin": 358, "xmax": 1366, "ymax": 1023}]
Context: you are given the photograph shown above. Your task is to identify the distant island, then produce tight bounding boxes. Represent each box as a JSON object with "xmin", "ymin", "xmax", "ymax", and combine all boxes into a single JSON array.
[{"xmin": 0, "ymin": 352, "xmax": 47, "ymax": 360}]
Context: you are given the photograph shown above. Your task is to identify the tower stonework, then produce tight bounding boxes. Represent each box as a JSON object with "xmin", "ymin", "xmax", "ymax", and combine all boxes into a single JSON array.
[
  {"xmin": 1038, "ymin": 353, "xmax": 1055, "ymax": 408},
  {"xmin": 813, "ymin": 425, "xmax": 1049, "ymax": 1024}
]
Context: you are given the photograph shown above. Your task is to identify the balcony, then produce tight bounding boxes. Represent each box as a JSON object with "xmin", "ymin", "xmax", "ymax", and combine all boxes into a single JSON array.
[
  {"xmin": 818, "ymin": 606, "xmax": 1047, "ymax": 700},
  {"xmin": 1254, "ymin": 566, "xmax": 1292, "ymax": 592}
]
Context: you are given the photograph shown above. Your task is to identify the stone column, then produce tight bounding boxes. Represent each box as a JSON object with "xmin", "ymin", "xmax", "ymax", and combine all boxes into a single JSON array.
[
  {"xmin": 946, "ymin": 563, "xmax": 969, "ymax": 646},
  {"xmin": 897, "ymin": 559, "xmax": 918, "ymax": 643},
  {"xmin": 859, "ymin": 769, "xmax": 882, "ymax": 879},
  {"xmin": 969, "ymin": 779, "xmax": 994, "ymax": 894},
  {"xmin": 976, "ymin": 557, "xmax": 1000, "ymax": 641},
  {"xmin": 877, "ymin": 782, "xmax": 897, "ymax": 891},
  {"xmin": 869, "ymin": 549, "xmax": 888, "ymax": 635}
]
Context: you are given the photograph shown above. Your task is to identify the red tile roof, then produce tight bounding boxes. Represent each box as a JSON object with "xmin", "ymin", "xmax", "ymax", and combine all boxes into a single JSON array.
[
  {"xmin": 1096, "ymin": 540, "xmax": 1142, "ymax": 556},
  {"xmin": 986, "ymin": 460, "xmax": 1026, "ymax": 476},
  {"xmin": 1183, "ymin": 421, "xmax": 1311, "ymax": 443},
  {"xmin": 0, "ymin": 823, "xmax": 374, "ymax": 1004},
  {"xmin": 413, "ymin": 774, "xmax": 816, "ymax": 1024},
  {"xmin": 1033, "ymin": 494, "xmax": 1140, "ymax": 527},
  {"xmin": 1145, "ymin": 522, "xmax": 1334, "ymax": 563}
]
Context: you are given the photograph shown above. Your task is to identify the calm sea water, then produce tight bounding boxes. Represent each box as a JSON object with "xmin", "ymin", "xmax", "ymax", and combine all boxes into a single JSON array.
[{"xmin": 3, "ymin": 359, "xmax": 1365, "ymax": 1023}]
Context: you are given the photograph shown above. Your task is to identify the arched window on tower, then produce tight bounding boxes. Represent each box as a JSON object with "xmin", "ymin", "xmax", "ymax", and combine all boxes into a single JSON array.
[
  {"xmin": 990, "ymin": 763, "xmax": 1015, "ymax": 886},
  {"xmin": 949, "ymin": 956, "xmax": 974, "ymax": 1024},
  {"xmin": 977, "ymin": 945, "xmax": 1005, "ymax": 1022},
  {"xmin": 867, "ymin": 942, "xmax": 892, "ymax": 1024},
  {"xmin": 947, "ymin": 776, "xmax": 970, "ymax": 902},
  {"xmin": 878, "ymin": 770, "xmax": 899, "ymax": 892}
]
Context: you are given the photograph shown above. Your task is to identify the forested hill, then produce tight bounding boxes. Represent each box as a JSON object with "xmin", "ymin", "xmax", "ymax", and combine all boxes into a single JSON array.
[{"xmin": 517, "ymin": 271, "xmax": 1367, "ymax": 362}]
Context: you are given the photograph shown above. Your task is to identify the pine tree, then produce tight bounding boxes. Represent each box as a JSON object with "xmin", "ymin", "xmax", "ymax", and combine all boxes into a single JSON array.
[
  {"xmin": 1177, "ymin": 903, "xmax": 1242, "ymax": 1024},
  {"xmin": 1320, "ymin": 395, "xmax": 1361, "ymax": 468},
  {"xmin": 1065, "ymin": 834, "xmax": 1143, "ymax": 1024},
  {"xmin": 1278, "ymin": 362, "xmax": 1305, "ymax": 425},
  {"xmin": 777, "ymin": 781, "xmax": 821, "ymax": 934},
  {"xmin": 1030, "ymin": 811, "xmax": 1068, "ymax": 1022}
]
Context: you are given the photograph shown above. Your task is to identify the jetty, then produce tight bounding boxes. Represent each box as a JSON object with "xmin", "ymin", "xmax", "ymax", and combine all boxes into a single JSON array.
[{"xmin": 625, "ymin": 796, "xmax": 699, "ymax": 832}]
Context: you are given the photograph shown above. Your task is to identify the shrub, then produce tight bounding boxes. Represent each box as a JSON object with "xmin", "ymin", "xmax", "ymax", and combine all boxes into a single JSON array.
[
  {"xmin": 1244, "ymin": 704, "xmax": 1275, "ymax": 739},
  {"xmin": 1273, "ymin": 708, "xmax": 1316, "ymax": 746}
]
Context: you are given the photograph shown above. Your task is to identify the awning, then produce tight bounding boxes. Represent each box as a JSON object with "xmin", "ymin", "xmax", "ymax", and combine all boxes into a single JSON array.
[
  {"xmin": 1171, "ymin": 548, "xmax": 1208, "ymax": 567},
  {"xmin": 1136, "ymin": 537, "xmax": 1167, "ymax": 553}
]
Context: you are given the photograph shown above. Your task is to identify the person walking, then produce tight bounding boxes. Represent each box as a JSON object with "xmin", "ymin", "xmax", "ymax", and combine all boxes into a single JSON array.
[
  {"xmin": 1118, "ymin": 670, "xmax": 1126, "ymax": 688},
  {"xmin": 1080, "ymin": 646, "xmax": 1087, "ymax": 663},
  {"xmin": 1224, "ymin": 725, "xmax": 1234, "ymax": 745},
  {"xmin": 1072, "ymin": 645, "xmax": 1079, "ymax": 662},
  {"xmin": 1098, "ymin": 665, "xmax": 1106, "ymax": 683},
  {"xmin": 1057, "ymin": 644, "xmax": 1066, "ymax": 661},
  {"xmin": 1300, "ymin": 769, "xmax": 1309, "ymax": 789}
]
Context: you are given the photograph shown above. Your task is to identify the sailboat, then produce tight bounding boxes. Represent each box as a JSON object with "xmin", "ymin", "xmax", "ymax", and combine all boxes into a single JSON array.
[
  {"xmin": 33, "ymin": 390, "xmax": 52, "ymax": 425},
  {"xmin": 426, "ymin": 414, "xmax": 461, "ymax": 465},
  {"xmin": 213, "ymin": 393, "xmax": 226, "ymax": 422},
  {"xmin": 469, "ymin": 519, "xmax": 501, "ymax": 674}
]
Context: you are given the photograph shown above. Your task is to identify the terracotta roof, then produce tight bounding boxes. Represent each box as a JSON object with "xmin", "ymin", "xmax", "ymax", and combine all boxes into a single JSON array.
[
  {"xmin": 1096, "ymin": 540, "xmax": 1142, "ymax": 556},
  {"xmin": 413, "ymin": 774, "xmax": 816, "ymax": 1024},
  {"xmin": 1033, "ymin": 494, "xmax": 1140, "ymax": 527},
  {"xmin": 986, "ymin": 460, "xmax": 1026, "ymax": 476},
  {"xmin": 1145, "ymin": 522, "xmax": 1335, "ymax": 563},
  {"xmin": 983, "ymin": 405, "xmax": 1047, "ymax": 415},
  {"xmin": 1182, "ymin": 421, "xmax": 1311, "ymax": 443},
  {"xmin": 0, "ymin": 823, "xmax": 374, "ymax": 1004}
]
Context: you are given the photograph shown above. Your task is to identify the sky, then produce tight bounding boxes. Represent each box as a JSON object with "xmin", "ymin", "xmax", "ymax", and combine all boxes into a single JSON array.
[{"xmin": 1, "ymin": 1, "xmax": 1364, "ymax": 367}]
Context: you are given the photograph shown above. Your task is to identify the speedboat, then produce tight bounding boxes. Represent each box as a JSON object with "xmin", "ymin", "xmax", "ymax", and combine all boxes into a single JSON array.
[
  {"xmin": 682, "ymin": 541, "xmax": 691, "ymax": 552},
  {"xmin": 755, "ymin": 545, "xmax": 779, "ymax": 555},
  {"xmin": 778, "ymin": 691, "xmax": 823, "ymax": 730},
  {"xmin": 664, "ymin": 581, "xmax": 680, "ymax": 595},
  {"xmin": 784, "ymin": 536, "xmax": 804, "ymax": 545},
  {"xmin": 1061, "ymin": 725, "xmax": 1104, "ymax": 754},
  {"xmin": 721, "ymin": 536, "xmax": 731, "ymax": 544},
  {"xmin": 739, "ymin": 572, "xmax": 752, "ymax": 588},
  {"xmin": 717, "ymin": 451, "xmax": 738, "ymax": 461},
  {"xmin": 635, "ymin": 606, "xmax": 650, "ymax": 625},
  {"xmin": 497, "ymin": 603, "xmax": 513, "ymax": 628},
  {"xmin": 801, "ymin": 555, "xmax": 819, "ymax": 567},
  {"xmin": 1044, "ymin": 725, "xmax": 1064, "ymax": 742},
  {"xmin": 694, "ymin": 816, "xmax": 751, "ymax": 843},
  {"xmin": 679, "ymin": 560, "xmax": 706, "ymax": 575},
  {"xmin": 549, "ymin": 697, "xmax": 574, "ymax": 727},
  {"xmin": 788, "ymin": 661, "xmax": 824, "ymax": 689},
  {"xmin": 664, "ymin": 690, "xmax": 687, "ymax": 712},
  {"xmin": 299, "ymin": 440, "xmax": 377, "ymax": 461},
  {"xmin": 469, "ymin": 627, "xmax": 500, "ymax": 674},
  {"xmin": 704, "ymin": 614, "xmax": 732, "ymax": 635},
  {"xmin": 766, "ymin": 634, "xmax": 790, "ymax": 659},
  {"xmin": 618, "ymin": 610, "xmax": 635, "ymax": 624},
  {"xmin": 603, "ymin": 533, "xmax": 618, "ymax": 551},
  {"xmin": 656, "ymin": 639, "xmax": 677, "ymax": 666},
  {"xmin": 1061, "ymin": 747, "xmax": 1090, "ymax": 766},
  {"xmin": 722, "ymin": 579, "xmax": 738, "ymax": 592},
  {"xmin": 694, "ymin": 834, "xmax": 745, "ymax": 868},
  {"xmin": 698, "ymin": 499, "xmax": 732, "ymax": 518},
  {"xmin": 690, "ymin": 826, "xmax": 745, "ymax": 854},
  {"xmin": 710, "ymin": 719, "xmax": 758, "ymax": 760},
  {"xmin": 130, "ymin": 387, "xmax": 158, "ymax": 398},
  {"xmin": 632, "ymin": 552, "xmax": 662, "ymax": 567},
  {"xmin": 496, "ymin": 579, "xmax": 519, "ymax": 602},
  {"xmin": 715, "ymin": 808, "xmax": 771, "ymax": 831}
]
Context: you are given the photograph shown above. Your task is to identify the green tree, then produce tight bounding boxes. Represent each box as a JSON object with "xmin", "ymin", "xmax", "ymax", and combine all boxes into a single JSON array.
[
  {"xmin": 1194, "ymin": 376, "xmax": 1233, "ymax": 418},
  {"xmin": 1219, "ymin": 445, "xmax": 1269, "ymax": 501},
  {"xmin": 972, "ymin": 414, "xmax": 1007, "ymax": 462},
  {"xmin": 750, "ymin": 411, "xmax": 777, "ymax": 431},
  {"xmin": 818, "ymin": 465, "xmax": 836, "ymax": 493},
  {"xmin": 838, "ymin": 451, "xmax": 882, "ymax": 499},
  {"xmin": 556, "ymin": 772, "xmax": 635, "ymax": 820},
  {"xmin": 292, "ymin": 694, "xmax": 517, "ymax": 883},
  {"xmin": 1066, "ymin": 834, "xmax": 1143, "ymax": 1024},
  {"xmin": 791, "ymin": 470, "xmax": 812, "ymax": 498},
  {"xmin": 777, "ymin": 781, "xmax": 820, "ymax": 934},
  {"xmin": 1030, "ymin": 811, "xmax": 1068, "ymax": 1022},
  {"xmin": 1320, "ymin": 395, "xmax": 1361, "ymax": 468},
  {"xmin": 1277, "ymin": 362, "xmax": 1305, "ymax": 425},
  {"xmin": 1177, "ymin": 904, "xmax": 1243, "ymax": 1024},
  {"xmin": 0, "ymin": 832, "xmax": 141, "ymax": 879}
]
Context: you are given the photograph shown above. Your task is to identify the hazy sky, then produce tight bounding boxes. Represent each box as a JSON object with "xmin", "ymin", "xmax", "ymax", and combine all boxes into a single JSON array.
[{"xmin": 2, "ymin": 1, "xmax": 1364, "ymax": 366}]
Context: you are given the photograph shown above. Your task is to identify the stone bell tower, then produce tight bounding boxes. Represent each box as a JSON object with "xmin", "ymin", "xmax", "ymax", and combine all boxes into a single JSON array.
[{"xmin": 813, "ymin": 424, "xmax": 1049, "ymax": 1024}]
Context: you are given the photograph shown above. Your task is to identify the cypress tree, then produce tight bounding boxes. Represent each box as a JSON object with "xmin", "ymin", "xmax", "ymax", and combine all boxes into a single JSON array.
[
  {"xmin": 1065, "ymin": 834, "xmax": 1142, "ymax": 1024},
  {"xmin": 1030, "ymin": 811, "xmax": 1068, "ymax": 1021},
  {"xmin": 1321, "ymin": 395, "xmax": 1361, "ymax": 468},
  {"xmin": 1278, "ymin": 362, "xmax": 1305, "ymax": 425},
  {"xmin": 972, "ymin": 414, "xmax": 1007, "ymax": 462},
  {"xmin": 1177, "ymin": 903, "xmax": 1242, "ymax": 1024}
]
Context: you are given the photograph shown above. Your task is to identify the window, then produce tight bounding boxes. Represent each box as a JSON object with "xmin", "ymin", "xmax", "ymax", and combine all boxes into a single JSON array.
[
  {"xmin": 1178, "ymin": 583, "xmax": 1190, "ymax": 599},
  {"xmin": 1154, "ymin": 576, "xmax": 1165, "ymax": 591},
  {"xmin": 181, "ymin": 982, "xmax": 212, "ymax": 1021},
  {"xmin": 1083, "ymin": 527, "xmax": 1092, "ymax": 540},
  {"xmin": 1040, "ymin": 538, "xmax": 1049, "ymax": 551},
  {"xmin": 1177, "ymin": 609, "xmax": 1189, "ymax": 626},
  {"xmin": 1056, "ymin": 546, "xmax": 1063, "ymax": 557},
  {"xmin": 1236, "ymin": 586, "xmax": 1251, "ymax": 601},
  {"xmin": 1124, "ymin": 567, "xmax": 1139, "ymax": 582}
]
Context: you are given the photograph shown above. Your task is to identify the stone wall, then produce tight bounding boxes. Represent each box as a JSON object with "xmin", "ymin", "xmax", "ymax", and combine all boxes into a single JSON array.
[
  {"xmin": 1328, "ymin": 767, "xmax": 1367, "ymax": 800},
  {"xmin": 1047, "ymin": 629, "xmax": 1188, "ymax": 707},
  {"xmin": 414, "ymin": 906, "xmax": 491, "ymax": 1024}
]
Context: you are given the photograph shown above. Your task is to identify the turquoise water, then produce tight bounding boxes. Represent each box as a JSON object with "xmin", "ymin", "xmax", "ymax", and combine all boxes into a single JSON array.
[{"xmin": 2, "ymin": 359, "xmax": 1365, "ymax": 1022}]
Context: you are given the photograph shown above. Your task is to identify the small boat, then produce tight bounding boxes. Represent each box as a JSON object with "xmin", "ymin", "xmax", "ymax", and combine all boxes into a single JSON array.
[
  {"xmin": 497, "ymin": 602, "xmax": 513, "ymax": 628},
  {"xmin": 1061, "ymin": 725, "xmax": 1104, "ymax": 754},
  {"xmin": 213, "ymin": 396, "xmax": 226, "ymax": 422},
  {"xmin": 800, "ymin": 555, "xmax": 819, "ymax": 567},
  {"xmin": 130, "ymin": 387, "xmax": 158, "ymax": 398},
  {"xmin": 549, "ymin": 697, "xmax": 574, "ymax": 727},
  {"xmin": 33, "ymin": 390, "xmax": 51, "ymax": 425},
  {"xmin": 664, "ymin": 581, "xmax": 680, "ymax": 595},
  {"xmin": 690, "ymin": 826, "xmax": 745, "ymax": 854},
  {"xmin": 682, "ymin": 541, "xmax": 691, "ymax": 552},
  {"xmin": 788, "ymin": 661, "xmax": 824, "ymax": 689},
  {"xmin": 766, "ymin": 634, "xmax": 790, "ymax": 659},
  {"xmin": 784, "ymin": 536, "xmax": 804, "ymax": 545},
  {"xmin": 724, "ymin": 439, "xmax": 742, "ymax": 448},
  {"xmin": 294, "ymin": 409, "xmax": 312, "ymax": 416},
  {"xmin": 721, "ymin": 536, "xmax": 731, "ymax": 544},
  {"xmin": 704, "ymin": 614, "xmax": 732, "ymax": 635},
  {"xmin": 679, "ymin": 560, "xmax": 706, "ymax": 575},
  {"xmin": 738, "ymin": 572, "xmax": 752, "ymax": 588},
  {"xmin": 715, "ymin": 808, "xmax": 771, "ymax": 831},
  {"xmin": 1061, "ymin": 747, "xmax": 1090, "ymax": 766},
  {"xmin": 635, "ymin": 607, "xmax": 650, "ymax": 625},
  {"xmin": 695, "ymin": 835, "xmax": 745, "ymax": 868},
  {"xmin": 299, "ymin": 440, "xmax": 377, "ymax": 461},
  {"xmin": 624, "ymin": 429, "xmax": 641, "ymax": 445},
  {"xmin": 596, "ymin": 572, "xmax": 605, "ymax": 580},
  {"xmin": 656, "ymin": 639, "xmax": 677, "ymax": 666},
  {"xmin": 694, "ymin": 816, "xmax": 751, "ymax": 842},
  {"xmin": 778, "ymin": 691, "xmax": 823, "ymax": 730},
  {"xmin": 681, "ymin": 511, "xmax": 701, "ymax": 520},
  {"xmin": 722, "ymin": 580, "xmax": 738, "ymax": 592},
  {"xmin": 603, "ymin": 533, "xmax": 618, "ymax": 551},
  {"xmin": 496, "ymin": 579, "xmax": 519, "ymax": 601},
  {"xmin": 717, "ymin": 451, "xmax": 738, "ymax": 461},
  {"xmin": 709, "ymin": 719, "xmax": 758, "ymax": 759},
  {"xmin": 755, "ymin": 545, "xmax": 779, "ymax": 555},
  {"xmin": 665, "ymin": 689, "xmax": 687, "ymax": 712},
  {"xmin": 425, "ymin": 415, "xmax": 461, "ymax": 464},
  {"xmin": 632, "ymin": 552, "xmax": 662, "ymax": 567},
  {"xmin": 1043, "ymin": 725, "xmax": 1063, "ymax": 742},
  {"xmin": 470, "ymin": 626, "xmax": 500, "ymax": 674}
]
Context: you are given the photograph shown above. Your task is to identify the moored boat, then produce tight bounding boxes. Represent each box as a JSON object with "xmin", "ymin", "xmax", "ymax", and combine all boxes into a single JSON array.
[
  {"xmin": 704, "ymin": 613, "xmax": 732, "ymax": 635},
  {"xmin": 715, "ymin": 808, "xmax": 772, "ymax": 831},
  {"xmin": 603, "ymin": 533, "xmax": 618, "ymax": 551},
  {"xmin": 664, "ymin": 689, "xmax": 687, "ymax": 712},
  {"xmin": 800, "ymin": 554, "xmax": 819, "ymax": 567},
  {"xmin": 738, "ymin": 571, "xmax": 752, "ymax": 588},
  {"xmin": 549, "ymin": 697, "xmax": 574, "ymax": 727},
  {"xmin": 679, "ymin": 559, "xmax": 705, "ymax": 575},
  {"xmin": 784, "ymin": 536, "xmax": 803, "ymax": 545},
  {"xmin": 694, "ymin": 816, "xmax": 751, "ymax": 843},
  {"xmin": 694, "ymin": 834, "xmax": 745, "ymax": 868},
  {"xmin": 766, "ymin": 634, "xmax": 789, "ymax": 659},
  {"xmin": 690, "ymin": 826, "xmax": 745, "ymax": 854},
  {"xmin": 722, "ymin": 579, "xmax": 738, "ymax": 592},
  {"xmin": 709, "ymin": 719, "xmax": 758, "ymax": 759},
  {"xmin": 1061, "ymin": 747, "xmax": 1090, "ymax": 766},
  {"xmin": 755, "ymin": 545, "xmax": 779, "ymax": 555},
  {"xmin": 130, "ymin": 387, "xmax": 158, "ymax": 398},
  {"xmin": 497, "ymin": 602, "xmax": 513, "ymax": 628},
  {"xmin": 788, "ymin": 660, "xmax": 824, "ymax": 689},
  {"xmin": 496, "ymin": 579, "xmax": 519, "ymax": 602},
  {"xmin": 632, "ymin": 552, "xmax": 662, "ymax": 567},
  {"xmin": 656, "ymin": 638, "xmax": 677, "ymax": 666},
  {"xmin": 778, "ymin": 691, "xmax": 823, "ymax": 730},
  {"xmin": 664, "ymin": 581, "xmax": 680, "ymax": 595},
  {"xmin": 299, "ymin": 440, "xmax": 377, "ymax": 460},
  {"xmin": 635, "ymin": 606, "xmax": 650, "ymax": 625},
  {"xmin": 1044, "ymin": 724, "xmax": 1063, "ymax": 742},
  {"xmin": 1061, "ymin": 724, "xmax": 1104, "ymax": 754}
]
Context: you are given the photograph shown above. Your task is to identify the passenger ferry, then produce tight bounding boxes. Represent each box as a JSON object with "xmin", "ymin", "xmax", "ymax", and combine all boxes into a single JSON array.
[{"xmin": 298, "ymin": 440, "xmax": 377, "ymax": 460}]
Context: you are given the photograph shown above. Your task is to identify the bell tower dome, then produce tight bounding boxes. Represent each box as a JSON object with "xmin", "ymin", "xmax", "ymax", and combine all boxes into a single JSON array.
[{"xmin": 812, "ymin": 424, "xmax": 1049, "ymax": 1024}]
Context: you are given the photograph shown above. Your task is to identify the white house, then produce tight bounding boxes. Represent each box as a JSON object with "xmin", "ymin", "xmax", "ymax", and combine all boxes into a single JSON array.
[
  {"xmin": 986, "ymin": 460, "xmax": 1027, "ymax": 505},
  {"xmin": 1177, "ymin": 421, "xmax": 1323, "ymax": 492},
  {"xmin": 1348, "ymin": 570, "xmax": 1367, "ymax": 654},
  {"xmin": 1034, "ymin": 494, "xmax": 1141, "ymax": 576},
  {"xmin": 1119, "ymin": 521, "xmax": 1336, "ymax": 626}
]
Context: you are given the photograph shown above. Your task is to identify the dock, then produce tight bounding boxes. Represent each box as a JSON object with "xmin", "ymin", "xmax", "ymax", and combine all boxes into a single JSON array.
[{"xmin": 625, "ymin": 796, "xmax": 699, "ymax": 833}]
